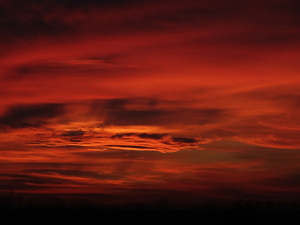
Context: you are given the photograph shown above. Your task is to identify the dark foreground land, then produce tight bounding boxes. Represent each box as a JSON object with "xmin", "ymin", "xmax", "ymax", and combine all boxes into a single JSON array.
[
  {"xmin": 1, "ymin": 194, "xmax": 300, "ymax": 224},
  {"xmin": 1, "ymin": 209, "xmax": 300, "ymax": 225}
]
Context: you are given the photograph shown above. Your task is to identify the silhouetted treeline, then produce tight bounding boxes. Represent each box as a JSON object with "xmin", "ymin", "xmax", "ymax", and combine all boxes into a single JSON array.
[
  {"xmin": 0, "ymin": 194, "xmax": 299, "ymax": 212},
  {"xmin": 0, "ymin": 194, "xmax": 300, "ymax": 224}
]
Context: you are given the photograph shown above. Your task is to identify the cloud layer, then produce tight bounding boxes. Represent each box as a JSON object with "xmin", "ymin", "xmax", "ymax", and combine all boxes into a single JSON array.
[{"xmin": 0, "ymin": 0, "xmax": 300, "ymax": 204}]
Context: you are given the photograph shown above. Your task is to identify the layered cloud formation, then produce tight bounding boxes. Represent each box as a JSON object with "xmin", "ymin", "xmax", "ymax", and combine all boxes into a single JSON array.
[{"xmin": 0, "ymin": 0, "xmax": 300, "ymax": 204}]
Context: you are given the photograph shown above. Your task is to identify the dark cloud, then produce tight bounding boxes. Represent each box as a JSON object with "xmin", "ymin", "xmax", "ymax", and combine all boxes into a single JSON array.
[
  {"xmin": 0, "ymin": 103, "xmax": 64, "ymax": 129},
  {"xmin": 15, "ymin": 62, "xmax": 80, "ymax": 75},
  {"xmin": 5, "ymin": 58, "xmax": 141, "ymax": 81},
  {"xmin": 0, "ymin": 0, "xmax": 147, "ymax": 43},
  {"xmin": 104, "ymin": 98, "xmax": 128, "ymax": 110},
  {"xmin": 110, "ymin": 132, "xmax": 199, "ymax": 148},
  {"xmin": 62, "ymin": 130, "xmax": 85, "ymax": 137},
  {"xmin": 171, "ymin": 137, "xmax": 198, "ymax": 144},
  {"xmin": 106, "ymin": 145, "xmax": 153, "ymax": 150},
  {"xmin": 104, "ymin": 108, "xmax": 227, "ymax": 126},
  {"xmin": 68, "ymin": 139, "xmax": 83, "ymax": 143},
  {"xmin": 90, "ymin": 98, "xmax": 160, "ymax": 115},
  {"xmin": 111, "ymin": 133, "xmax": 135, "ymax": 139},
  {"xmin": 1, "ymin": 0, "xmax": 298, "ymax": 47},
  {"xmin": 111, "ymin": 132, "xmax": 199, "ymax": 143},
  {"xmin": 0, "ymin": 0, "xmax": 139, "ymax": 44},
  {"xmin": 138, "ymin": 133, "xmax": 167, "ymax": 140},
  {"xmin": 0, "ymin": 3, "xmax": 77, "ymax": 43},
  {"xmin": 111, "ymin": 132, "xmax": 167, "ymax": 140}
]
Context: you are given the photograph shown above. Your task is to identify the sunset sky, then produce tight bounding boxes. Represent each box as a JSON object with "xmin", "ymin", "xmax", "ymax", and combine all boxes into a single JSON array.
[{"xmin": 1, "ymin": 0, "xmax": 300, "ymax": 206}]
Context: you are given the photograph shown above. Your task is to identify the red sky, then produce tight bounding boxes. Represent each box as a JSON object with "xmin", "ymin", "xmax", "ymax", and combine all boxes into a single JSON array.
[{"xmin": 1, "ymin": 0, "xmax": 300, "ymax": 205}]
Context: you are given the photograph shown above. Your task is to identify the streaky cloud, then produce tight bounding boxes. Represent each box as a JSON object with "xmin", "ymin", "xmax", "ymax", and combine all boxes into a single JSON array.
[{"xmin": 0, "ymin": 103, "xmax": 65, "ymax": 129}]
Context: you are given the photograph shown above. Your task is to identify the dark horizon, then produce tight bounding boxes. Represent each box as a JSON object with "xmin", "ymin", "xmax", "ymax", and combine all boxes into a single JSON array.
[
  {"xmin": 2, "ymin": 189, "xmax": 300, "ymax": 210},
  {"xmin": 1, "ymin": 192, "xmax": 300, "ymax": 225}
]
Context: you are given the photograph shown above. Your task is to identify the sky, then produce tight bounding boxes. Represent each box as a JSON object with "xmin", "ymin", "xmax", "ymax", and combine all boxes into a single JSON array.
[{"xmin": 0, "ymin": 0, "xmax": 300, "ymax": 206}]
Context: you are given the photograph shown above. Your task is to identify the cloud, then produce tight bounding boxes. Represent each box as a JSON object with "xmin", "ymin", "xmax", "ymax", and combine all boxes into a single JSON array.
[
  {"xmin": 138, "ymin": 133, "xmax": 167, "ymax": 140},
  {"xmin": 105, "ymin": 145, "xmax": 154, "ymax": 150},
  {"xmin": 7, "ymin": 58, "xmax": 143, "ymax": 80},
  {"xmin": 109, "ymin": 132, "xmax": 200, "ymax": 152},
  {"xmin": 62, "ymin": 130, "xmax": 85, "ymax": 137},
  {"xmin": 1, "ymin": 85, "xmax": 299, "ymax": 150},
  {"xmin": 1, "ymin": 0, "xmax": 298, "ymax": 49},
  {"xmin": 1, "ymin": 0, "xmax": 299, "ymax": 110},
  {"xmin": 171, "ymin": 137, "xmax": 198, "ymax": 144},
  {"xmin": 111, "ymin": 132, "xmax": 167, "ymax": 140},
  {"xmin": 0, "ymin": 172, "xmax": 77, "ymax": 192},
  {"xmin": 0, "ymin": 103, "xmax": 65, "ymax": 129},
  {"xmin": 111, "ymin": 132, "xmax": 199, "ymax": 145},
  {"xmin": 0, "ymin": 1, "xmax": 79, "ymax": 44},
  {"xmin": 103, "ymin": 108, "xmax": 227, "ymax": 126}
]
